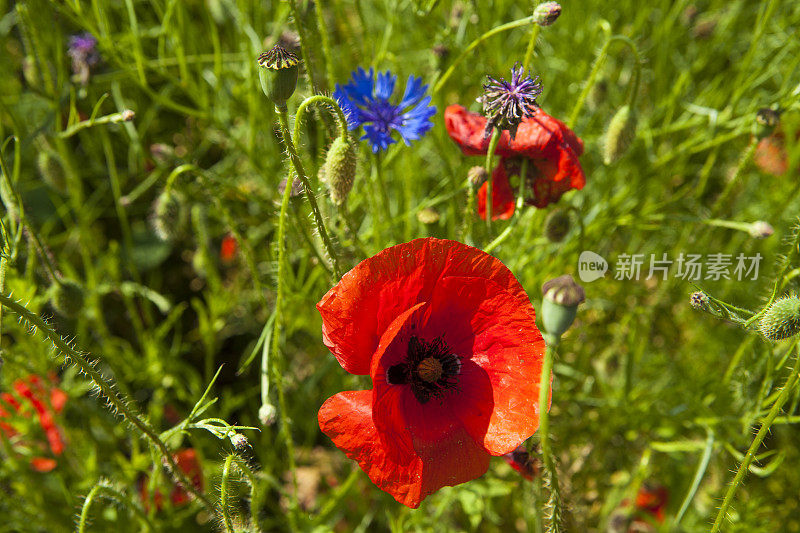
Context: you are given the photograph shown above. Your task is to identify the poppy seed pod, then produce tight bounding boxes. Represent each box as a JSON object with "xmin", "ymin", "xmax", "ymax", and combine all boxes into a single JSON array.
[
  {"xmin": 51, "ymin": 279, "xmax": 84, "ymax": 318},
  {"xmin": 541, "ymin": 274, "xmax": 585, "ymax": 338},
  {"xmin": 603, "ymin": 105, "xmax": 638, "ymax": 165},
  {"xmin": 533, "ymin": 2, "xmax": 562, "ymax": 27},
  {"xmin": 151, "ymin": 189, "xmax": 187, "ymax": 242},
  {"xmin": 322, "ymin": 136, "xmax": 357, "ymax": 205},
  {"xmin": 759, "ymin": 296, "xmax": 800, "ymax": 341},
  {"xmin": 257, "ymin": 45, "xmax": 300, "ymax": 108},
  {"xmin": 543, "ymin": 207, "xmax": 570, "ymax": 242}
]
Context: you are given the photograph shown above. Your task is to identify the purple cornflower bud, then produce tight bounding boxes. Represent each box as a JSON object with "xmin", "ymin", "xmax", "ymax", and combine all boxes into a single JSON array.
[
  {"xmin": 68, "ymin": 33, "xmax": 99, "ymax": 85},
  {"xmin": 479, "ymin": 64, "xmax": 542, "ymax": 140}
]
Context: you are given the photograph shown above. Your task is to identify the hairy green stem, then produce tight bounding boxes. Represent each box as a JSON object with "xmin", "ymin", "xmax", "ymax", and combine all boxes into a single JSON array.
[
  {"xmin": 293, "ymin": 95, "xmax": 349, "ymax": 144},
  {"xmin": 711, "ymin": 349, "xmax": 800, "ymax": 532},
  {"xmin": 523, "ymin": 25, "xmax": 541, "ymax": 71},
  {"xmin": 277, "ymin": 107, "xmax": 342, "ymax": 278},
  {"xmin": 538, "ymin": 341, "xmax": 564, "ymax": 532},
  {"xmin": 78, "ymin": 483, "xmax": 153, "ymax": 532},
  {"xmin": 220, "ymin": 455, "xmax": 236, "ymax": 533},
  {"xmin": 0, "ymin": 293, "xmax": 216, "ymax": 513}
]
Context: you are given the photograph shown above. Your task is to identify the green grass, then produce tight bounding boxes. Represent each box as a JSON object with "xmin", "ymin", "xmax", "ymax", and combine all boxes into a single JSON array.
[{"xmin": 1, "ymin": 0, "xmax": 800, "ymax": 531}]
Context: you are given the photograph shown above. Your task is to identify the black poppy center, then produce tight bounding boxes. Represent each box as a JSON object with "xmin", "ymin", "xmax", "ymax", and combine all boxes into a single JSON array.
[{"xmin": 385, "ymin": 335, "xmax": 462, "ymax": 404}]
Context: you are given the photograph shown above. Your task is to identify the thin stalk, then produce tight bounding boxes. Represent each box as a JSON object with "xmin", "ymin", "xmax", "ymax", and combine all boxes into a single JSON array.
[
  {"xmin": 0, "ymin": 293, "xmax": 216, "ymax": 514},
  {"xmin": 743, "ymin": 226, "xmax": 800, "ymax": 328},
  {"xmin": 484, "ymin": 128, "xmax": 501, "ymax": 232},
  {"xmin": 372, "ymin": 152, "xmax": 395, "ymax": 241},
  {"xmin": 568, "ymin": 35, "xmax": 641, "ymax": 128},
  {"xmin": 312, "ymin": 1, "xmax": 335, "ymax": 90},
  {"xmin": 293, "ymin": 95, "xmax": 349, "ymax": 143},
  {"xmin": 709, "ymin": 137, "xmax": 757, "ymax": 217},
  {"xmin": 58, "ymin": 110, "xmax": 134, "ymax": 139},
  {"xmin": 484, "ymin": 159, "xmax": 528, "ymax": 253},
  {"xmin": 674, "ymin": 429, "xmax": 715, "ymax": 524},
  {"xmin": 433, "ymin": 16, "xmax": 535, "ymax": 94},
  {"xmin": 78, "ymin": 483, "xmax": 154, "ymax": 532},
  {"xmin": 523, "ymin": 25, "xmax": 541, "ymax": 71},
  {"xmin": 277, "ymin": 107, "xmax": 342, "ymax": 278},
  {"xmin": 711, "ymin": 349, "xmax": 800, "ymax": 532},
  {"xmin": 288, "ymin": 0, "xmax": 320, "ymax": 91}
]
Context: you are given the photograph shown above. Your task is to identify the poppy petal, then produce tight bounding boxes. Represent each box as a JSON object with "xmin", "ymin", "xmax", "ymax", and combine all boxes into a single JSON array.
[
  {"xmin": 318, "ymin": 390, "xmax": 490, "ymax": 508},
  {"xmin": 317, "ymin": 239, "xmax": 534, "ymax": 375},
  {"xmin": 477, "ymin": 163, "xmax": 516, "ymax": 220}
]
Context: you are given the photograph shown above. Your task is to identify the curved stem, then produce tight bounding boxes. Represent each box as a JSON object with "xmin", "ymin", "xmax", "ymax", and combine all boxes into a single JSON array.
[
  {"xmin": 674, "ymin": 429, "xmax": 715, "ymax": 524},
  {"xmin": 277, "ymin": 107, "xmax": 342, "ymax": 278},
  {"xmin": 523, "ymin": 25, "xmax": 541, "ymax": 72},
  {"xmin": 538, "ymin": 341, "xmax": 564, "ymax": 532},
  {"xmin": 293, "ymin": 95, "xmax": 349, "ymax": 143},
  {"xmin": 0, "ymin": 293, "xmax": 217, "ymax": 514},
  {"xmin": 484, "ymin": 129, "xmax": 501, "ymax": 232},
  {"xmin": 220, "ymin": 455, "xmax": 236, "ymax": 533},
  {"xmin": 568, "ymin": 35, "xmax": 642, "ymax": 129},
  {"xmin": 711, "ymin": 349, "xmax": 800, "ymax": 532},
  {"xmin": 432, "ymin": 16, "xmax": 535, "ymax": 94},
  {"xmin": 484, "ymin": 159, "xmax": 527, "ymax": 253},
  {"xmin": 79, "ymin": 483, "xmax": 154, "ymax": 532}
]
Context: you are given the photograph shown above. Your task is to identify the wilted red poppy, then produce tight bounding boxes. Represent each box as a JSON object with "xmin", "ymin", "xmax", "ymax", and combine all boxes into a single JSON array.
[
  {"xmin": 755, "ymin": 132, "xmax": 790, "ymax": 176},
  {"xmin": 317, "ymin": 238, "xmax": 547, "ymax": 508},
  {"xmin": 634, "ymin": 484, "xmax": 668, "ymax": 524},
  {"xmin": 444, "ymin": 105, "xmax": 585, "ymax": 219}
]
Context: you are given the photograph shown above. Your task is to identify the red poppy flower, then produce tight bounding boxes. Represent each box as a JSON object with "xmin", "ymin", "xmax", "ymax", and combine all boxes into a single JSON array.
[
  {"xmin": 317, "ymin": 238, "xmax": 547, "ymax": 508},
  {"xmin": 139, "ymin": 448, "xmax": 204, "ymax": 511},
  {"xmin": 634, "ymin": 484, "xmax": 668, "ymax": 523},
  {"xmin": 444, "ymin": 105, "xmax": 585, "ymax": 219},
  {"xmin": 220, "ymin": 234, "xmax": 238, "ymax": 263}
]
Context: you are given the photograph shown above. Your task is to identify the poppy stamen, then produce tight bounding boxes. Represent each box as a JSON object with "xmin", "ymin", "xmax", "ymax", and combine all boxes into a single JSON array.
[{"xmin": 388, "ymin": 335, "xmax": 462, "ymax": 404}]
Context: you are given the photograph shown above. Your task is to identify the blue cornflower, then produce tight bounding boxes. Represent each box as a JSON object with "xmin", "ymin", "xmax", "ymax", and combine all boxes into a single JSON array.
[{"xmin": 333, "ymin": 68, "xmax": 436, "ymax": 153}]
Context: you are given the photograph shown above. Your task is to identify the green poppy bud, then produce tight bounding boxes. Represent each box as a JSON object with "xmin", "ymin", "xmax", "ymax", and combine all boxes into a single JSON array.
[
  {"xmin": 417, "ymin": 207, "xmax": 440, "ymax": 225},
  {"xmin": 257, "ymin": 45, "xmax": 300, "ymax": 109},
  {"xmin": 759, "ymin": 296, "xmax": 800, "ymax": 341},
  {"xmin": 533, "ymin": 2, "xmax": 562, "ymax": 27},
  {"xmin": 541, "ymin": 274, "xmax": 585, "ymax": 338},
  {"xmin": 36, "ymin": 150, "xmax": 66, "ymax": 191},
  {"xmin": 321, "ymin": 136, "xmax": 358, "ymax": 205},
  {"xmin": 151, "ymin": 189, "xmax": 187, "ymax": 242},
  {"xmin": 543, "ymin": 208, "xmax": 570, "ymax": 243},
  {"xmin": 603, "ymin": 105, "xmax": 638, "ymax": 165},
  {"xmin": 51, "ymin": 279, "xmax": 84, "ymax": 318}
]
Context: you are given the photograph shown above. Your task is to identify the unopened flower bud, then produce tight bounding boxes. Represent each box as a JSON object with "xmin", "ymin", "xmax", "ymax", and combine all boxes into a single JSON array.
[
  {"xmin": 603, "ymin": 105, "xmax": 638, "ymax": 165},
  {"xmin": 230, "ymin": 433, "xmax": 251, "ymax": 450},
  {"xmin": 321, "ymin": 136, "xmax": 358, "ymax": 205},
  {"xmin": 258, "ymin": 403, "xmax": 277, "ymax": 426},
  {"xmin": 52, "ymin": 279, "xmax": 84, "ymax": 318},
  {"xmin": 755, "ymin": 107, "xmax": 781, "ymax": 139},
  {"xmin": 533, "ymin": 2, "xmax": 562, "ymax": 27},
  {"xmin": 690, "ymin": 291, "xmax": 709, "ymax": 311},
  {"xmin": 151, "ymin": 189, "xmax": 187, "ymax": 242},
  {"xmin": 541, "ymin": 274, "xmax": 585, "ymax": 338},
  {"xmin": 120, "ymin": 109, "xmax": 135, "ymax": 122},
  {"xmin": 468, "ymin": 166, "xmax": 489, "ymax": 187},
  {"xmin": 417, "ymin": 207, "xmax": 440, "ymax": 224},
  {"xmin": 257, "ymin": 45, "xmax": 300, "ymax": 108},
  {"xmin": 748, "ymin": 221, "xmax": 774, "ymax": 239},
  {"xmin": 37, "ymin": 150, "xmax": 66, "ymax": 191},
  {"xmin": 759, "ymin": 296, "xmax": 800, "ymax": 341},
  {"xmin": 544, "ymin": 208, "xmax": 570, "ymax": 242}
]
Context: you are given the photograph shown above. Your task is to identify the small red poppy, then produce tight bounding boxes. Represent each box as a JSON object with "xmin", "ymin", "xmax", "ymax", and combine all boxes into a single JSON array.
[
  {"xmin": 444, "ymin": 105, "xmax": 586, "ymax": 219},
  {"xmin": 220, "ymin": 234, "xmax": 238, "ymax": 263},
  {"xmin": 317, "ymin": 238, "xmax": 547, "ymax": 508},
  {"xmin": 139, "ymin": 448, "xmax": 204, "ymax": 511},
  {"xmin": 634, "ymin": 484, "xmax": 668, "ymax": 524}
]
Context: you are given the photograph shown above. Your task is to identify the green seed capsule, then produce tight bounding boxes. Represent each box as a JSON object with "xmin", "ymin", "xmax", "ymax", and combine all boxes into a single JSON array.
[
  {"xmin": 543, "ymin": 208, "xmax": 570, "ymax": 243},
  {"xmin": 603, "ymin": 105, "xmax": 638, "ymax": 165},
  {"xmin": 541, "ymin": 275, "xmax": 585, "ymax": 338},
  {"xmin": 151, "ymin": 189, "xmax": 187, "ymax": 242},
  {"xmin": 257, "ymin": 45, "xmax": 300, "ymax": 108},
  {"xmin": 321, "ymin": 136, "xmax": 358, "ymax": 205},
  {"xmin": 759, "ymin": 296, "xmax": 800, "ymax": 341}
]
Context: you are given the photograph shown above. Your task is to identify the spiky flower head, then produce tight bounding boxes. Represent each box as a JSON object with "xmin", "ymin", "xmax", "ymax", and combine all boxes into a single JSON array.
[
  {"xmin": 257, "ymin": 45, "xmax": 301, "ymax": 108},
  {"xmin": 759, "ymin": 296, "xmax": 800, "ymax": 341},
  {"xmin": 479, "ymin": 64, "xmax": 542, "ymax": 140},
  {"xmin": 333, "ymin": 68, "xmax": 436, "ymax": 153},
  {"xmin": 533, "ymin": 2, "xmax": 562, "ymax": 27}
]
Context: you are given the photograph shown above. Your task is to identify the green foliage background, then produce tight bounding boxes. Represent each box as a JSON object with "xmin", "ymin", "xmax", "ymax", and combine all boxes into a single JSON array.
[{"xmin": 1, "ymin": 0, "xmax": 799, "ymax": 531}]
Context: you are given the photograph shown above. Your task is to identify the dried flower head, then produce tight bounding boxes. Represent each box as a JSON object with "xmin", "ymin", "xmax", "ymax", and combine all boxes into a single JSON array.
[
  {"xmin": 479, "ymin": 64, "xmax": 542, "ymax": 140},
  {"xmin": 257, "ymin": 45, "xmax": 301, "ymax": 107}
]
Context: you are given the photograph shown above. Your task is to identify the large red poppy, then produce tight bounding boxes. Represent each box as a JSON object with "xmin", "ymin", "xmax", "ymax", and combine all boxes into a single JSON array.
[
  {"xmin": 317, "ymin": 238, "xmax": 547, "ymax": 508},
  {"xmin": 444, "ymin": 105, "xmax": 586, "ymax": 219}
]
